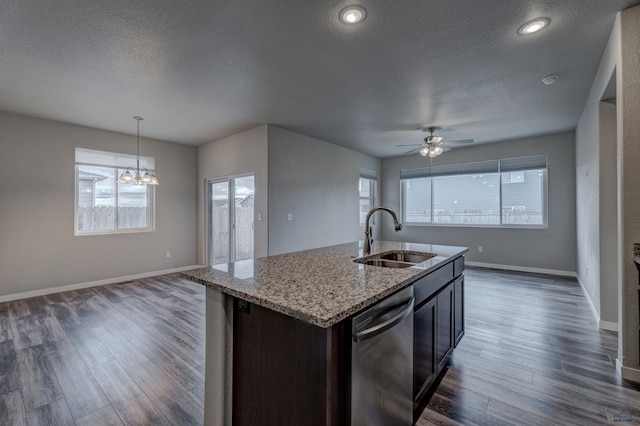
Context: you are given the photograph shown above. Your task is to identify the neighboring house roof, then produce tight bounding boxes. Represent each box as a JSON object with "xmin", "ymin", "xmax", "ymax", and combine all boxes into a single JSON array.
[{"xmin": 78, "ymin": 169, "xmax": 108, "ymax": 182}]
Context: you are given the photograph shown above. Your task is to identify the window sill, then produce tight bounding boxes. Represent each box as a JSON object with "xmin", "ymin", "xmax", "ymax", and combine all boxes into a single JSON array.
[
  {"xmin": 402, "ymin": 222, "xmax": 548, "ymax": 230},
  {"xmin": 75, "ymin": 228, "xmax": 155, "ymax": 236}
]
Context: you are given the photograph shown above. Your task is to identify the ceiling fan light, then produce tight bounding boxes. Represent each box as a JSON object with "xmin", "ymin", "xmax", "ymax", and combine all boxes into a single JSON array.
[
  {"xmin": 435, "ymin": 146, "xmax": 444, "ymax": 155},
  {"xmin": 428, "ymin": 149, "xmax": 438, "ymax": 158},
  {"xmin": 419, "ymin": 146, "xmax": 429, "ymax": 157}
]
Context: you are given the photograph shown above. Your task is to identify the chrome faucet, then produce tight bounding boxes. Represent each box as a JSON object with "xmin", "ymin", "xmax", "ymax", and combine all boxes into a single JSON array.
[{"xmin": 363, "ymin": 206, "xmax": 402, "ymax": 255}]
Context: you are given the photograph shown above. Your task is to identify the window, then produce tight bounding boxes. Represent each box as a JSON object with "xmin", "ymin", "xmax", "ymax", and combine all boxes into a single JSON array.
[
  {"xmin": 401, "ymin": 155, "xmax": 547, "ymax": 228},
  {"xmin": 359, "ymin": 168, "xmax": 377, "ymax": 225},
  {"xmin": 75, "ymin": 148, "xmax": 155, "ymax": 235}
]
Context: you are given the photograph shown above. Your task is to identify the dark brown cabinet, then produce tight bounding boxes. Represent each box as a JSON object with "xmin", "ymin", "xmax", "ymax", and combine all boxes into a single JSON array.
[
  {"xmin": 413, "ymin": 296, "xmax": 436, "ymax": 404},
  {"xmin": 454, "ymin": 276, "xmax": 465, "ymax": 346},
  {"xmin": 436, "ymin": 282, "xmax": 454, "ymax": 371},
  {"xmin": 412, "ymin": 257, "xmax": 464, "ymax": 419},
  {"xmin": 232, "ymin": 301, "xmax": 345, "ymax": 426},
  {"xmin": 232, "ymin": 255, "xmax": 465, "ymax": 426}
]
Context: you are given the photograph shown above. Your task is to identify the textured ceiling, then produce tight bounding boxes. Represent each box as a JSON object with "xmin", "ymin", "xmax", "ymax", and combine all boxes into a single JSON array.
[{"xmin": 1, "ymin": 0, "xmax": 638, "ymax": 157}]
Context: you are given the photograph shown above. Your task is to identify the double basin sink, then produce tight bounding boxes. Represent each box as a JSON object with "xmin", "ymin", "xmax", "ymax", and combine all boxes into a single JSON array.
[{"xmin": 353, "ymin": 250, "xmax": 436, "ymax": 268}]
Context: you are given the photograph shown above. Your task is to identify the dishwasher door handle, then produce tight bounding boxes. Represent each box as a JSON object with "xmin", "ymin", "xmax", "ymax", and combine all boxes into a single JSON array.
[{"xmin": 353, "ymin": 297, "xmax": 414, "ymax": 342}]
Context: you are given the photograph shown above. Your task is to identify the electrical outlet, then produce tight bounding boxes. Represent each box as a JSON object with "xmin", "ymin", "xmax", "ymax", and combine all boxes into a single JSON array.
[
  {"xmin": 478, "ymin": 246, "xmax": 483, "ymax": 253},
  {"xmin": 165, "ymin": 251, "xmax": 171, "ymax": 259}
]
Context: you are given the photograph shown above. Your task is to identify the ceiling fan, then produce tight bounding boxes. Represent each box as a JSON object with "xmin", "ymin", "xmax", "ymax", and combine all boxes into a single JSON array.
[{"xmin": 397, "ymin": 127, "xmax": 474, "ymax": 157}]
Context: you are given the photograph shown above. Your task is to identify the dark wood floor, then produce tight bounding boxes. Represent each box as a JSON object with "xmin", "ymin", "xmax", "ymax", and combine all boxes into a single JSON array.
[
  {"xmin": 0, "ymin": 274, "xmax": 205, "ymax": 425},
  {"xmin": 1, "ymin": 268, "xmax": 639, "ymax": 425},
  {"xmin": 419, "ymin": 268, "xmax": 640, "ymax": 426}
]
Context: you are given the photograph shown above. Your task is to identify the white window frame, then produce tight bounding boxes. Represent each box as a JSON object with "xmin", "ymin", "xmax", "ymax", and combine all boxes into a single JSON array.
[
  {"xmin": 400, "ymin": 155, "xmax": 548, "ymax": 229},
  {"xmin": 74, "ymin": 147, "xmax": 156, "ymax": 236},
  {"xmin": 359, "ymin": 168, "xmax": 377, "ymax": 226},
  {"xmin": 205, "ymin": 172, "xmax": 255, "ymax": 265}
]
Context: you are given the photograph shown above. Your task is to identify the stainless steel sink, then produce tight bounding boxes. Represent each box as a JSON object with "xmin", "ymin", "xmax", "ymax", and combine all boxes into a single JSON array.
[
  {"xmin": 378, "ymin": 251, "xmax": 436, "ymax": 263},
  {"xmin": 359, "ymin": 259, "xmax": 415, "ymax": 268},
  {"xmin": 353, "ymin": 250, "xmax": 436, "ymax": 268}
]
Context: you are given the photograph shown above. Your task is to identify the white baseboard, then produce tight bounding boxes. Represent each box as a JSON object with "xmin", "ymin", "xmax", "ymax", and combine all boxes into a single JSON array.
[
  {"xmin": 576, "ymin": 274, "xmax": 601, "ymax": 325},
  {"xmin": 575, "ymin": 275, "xmax": 619, "ymax": 332},
  {"xmin": 466, "ymin": 263, "xmax": 621, "ymax": 332},
  {"xmin": 465, "ymin": 261, "xmax": 577, "ymax": 277},
  {"xmin": 0, "ymin": 265, "xmax": 204, "ymax": 303},
  {"xmin": 617, "ymin": 359, "xmax": 640, "ymax": 383},
  {"xmin": 599, "ymin": 320, "xmax": 618, "ymax": 332}
]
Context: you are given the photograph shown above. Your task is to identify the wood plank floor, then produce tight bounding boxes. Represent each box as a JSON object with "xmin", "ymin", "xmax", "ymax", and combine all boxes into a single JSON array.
[
  {"xmin": 419, "ymin": 267, "xmax": 640, "ymax": 426},
  {"xmin": 0, "ymin": 274, "xmax": 205, "ymax": 425},
  {"xmin": 1, "ymin": 268, "xmax": 639, "ymax": 425}
]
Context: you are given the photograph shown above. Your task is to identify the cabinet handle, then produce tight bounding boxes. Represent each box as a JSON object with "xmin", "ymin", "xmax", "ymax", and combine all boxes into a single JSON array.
[{"xmin": 353, "ymin": 297, "xmax": 414, "ymax": 342}]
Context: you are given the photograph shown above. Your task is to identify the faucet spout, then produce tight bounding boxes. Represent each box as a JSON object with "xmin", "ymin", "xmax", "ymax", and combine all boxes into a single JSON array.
[{"xmin": 363, "ymin": 206, "xmax": 403, "ymax": 255}]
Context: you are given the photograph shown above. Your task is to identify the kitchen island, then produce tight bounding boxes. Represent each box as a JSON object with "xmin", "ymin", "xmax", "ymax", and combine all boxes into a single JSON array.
[{"xmin": 182, "ymin": 240, "xmax": 468, "ymax": 425}]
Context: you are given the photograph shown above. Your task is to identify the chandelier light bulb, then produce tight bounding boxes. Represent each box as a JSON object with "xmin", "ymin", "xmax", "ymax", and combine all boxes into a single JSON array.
[{"xmin": 117, "ymin": 170, "xmax": 133, "ymax": 183}]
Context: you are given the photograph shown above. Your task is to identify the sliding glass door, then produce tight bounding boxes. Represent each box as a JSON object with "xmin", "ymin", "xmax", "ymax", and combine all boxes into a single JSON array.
[{"xmin": 207, "ymin": 174, "xmax": 255, "ymax": 265}]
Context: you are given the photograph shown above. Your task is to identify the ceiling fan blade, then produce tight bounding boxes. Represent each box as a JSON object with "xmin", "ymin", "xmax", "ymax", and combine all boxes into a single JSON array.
[
  {"xmin": 442, "ymin": 146, "xmax": 451, "ymax": 153},
  {"xmin": 404, "ymin": 147, "xmax": 422, "ymax": 154},
  {"xmin": 395, "ymin": 143, "xmax": 422, "ymax": 147},
  {"xmin": 442, "ymin": 139, "xmax": 474, "ymax": 145}
]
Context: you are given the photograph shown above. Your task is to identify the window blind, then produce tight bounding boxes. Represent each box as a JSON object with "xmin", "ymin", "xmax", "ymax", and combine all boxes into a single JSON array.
[
  {"xmin": 400, "ymin": 155, "xmax": 547, "ymax": 180},
  {"xmin": 499, "ymin": 154, "xmax": 547, "ymax": 172},
  {"xmin": 400, "ymin": 160, "xmax": 498, "ymax": 180},
  {"xmin": 75, "ymin": 147, "xmax": 155, "ymax": 170},
  {"xmin": 359, "ymin": 167, "xmax": 377, "ymax": 180}
]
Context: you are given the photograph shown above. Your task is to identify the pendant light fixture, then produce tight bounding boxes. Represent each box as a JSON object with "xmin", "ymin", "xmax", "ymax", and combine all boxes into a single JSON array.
[{"xmin": 117, "ymin": 116, "xmax": 159, "ymax": 185}]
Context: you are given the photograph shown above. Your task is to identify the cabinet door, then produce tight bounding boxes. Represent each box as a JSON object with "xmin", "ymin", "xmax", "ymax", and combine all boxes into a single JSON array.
[
  {"xmin": 413, "ymin": 297, "xmax": 437, "ymax": 405},
  {"xmin": 454, "ymin": 276, "xmax": 464, "ymax": 347},
  {"xmin": 436, "ymin": 282, "xmax": 454, "ymax": 371}
]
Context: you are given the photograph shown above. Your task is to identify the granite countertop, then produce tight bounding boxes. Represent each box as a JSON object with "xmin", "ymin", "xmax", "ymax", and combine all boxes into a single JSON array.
[{"xmin": 181, "ymin": 240, "xmax": 468, "ymax": 328}]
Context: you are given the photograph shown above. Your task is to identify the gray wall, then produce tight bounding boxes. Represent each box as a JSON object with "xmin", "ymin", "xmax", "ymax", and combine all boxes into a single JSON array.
[
  {"xmin": 267, "ymin": 125, "xmax": 380, "ymax": 255},
  {"xmin": 575, "ymin": 3, "xmax": 640, "ymax": 340},
  {"xmin": 197, "ymin": 125, "xmax": 269, "ymax": 263},
  {"xmin": 577, "ymin": 5, "xmax": 640, "ymax": 370},
  {"xmin": 599, "ymin": 101, "xmax": 618, "ymax": 325},
  {"xmin": 617, "ymin": 6, "xmax": 640, "ymax": 369},
  {"xmin": 381, "ymin": 132, "xmax": 576, "ymax": 273},
  {"xmin": 575, "ymin": 19, "xmax": 619, "ymax": 328},
  {"xmin": 0, "ymin": 111, "xmax": 198, "ymax": 297}
]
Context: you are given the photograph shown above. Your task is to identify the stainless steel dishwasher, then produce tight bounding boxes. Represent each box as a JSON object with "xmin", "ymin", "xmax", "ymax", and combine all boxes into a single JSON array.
[{"xmin": 350, "ymin": 285, "xmax": 414, "ymax": 426}]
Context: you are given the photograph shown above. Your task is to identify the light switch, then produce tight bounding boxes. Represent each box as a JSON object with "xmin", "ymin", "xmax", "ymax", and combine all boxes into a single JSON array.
[
  {"xmin": 257, "ymin": 213, "xmax": 263, "ymax": 221},
  {"xmin": 287, "ymin": 213, "xmax": 293, "ymax": 221}
]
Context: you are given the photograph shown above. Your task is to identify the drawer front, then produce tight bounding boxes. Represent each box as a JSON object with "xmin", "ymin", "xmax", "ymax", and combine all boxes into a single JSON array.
[
  {"xmin": 414, "ymin": 262, "xmax": 454, "ymax": 306},
  {"xmin": 454, "ymin": 256, "xmax": 465, "ymax": 277}
]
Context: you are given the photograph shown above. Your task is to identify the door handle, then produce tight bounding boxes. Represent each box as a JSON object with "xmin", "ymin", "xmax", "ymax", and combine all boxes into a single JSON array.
[{"xmin": 353, "ymin": 297, "xmax": 414, "ymax": 342}]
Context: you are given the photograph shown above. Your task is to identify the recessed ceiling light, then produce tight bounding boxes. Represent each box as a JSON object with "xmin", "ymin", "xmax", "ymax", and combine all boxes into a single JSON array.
[
  {"xmin": 518, "ymin": 17, "xmax": 550, "ymax": 35},
  {"xmin": 339, "ymin": 6, "xmax": 366, "ymax": 24},
  {"xmin": 542, "ymin": 75, "xmax": 559, "ymax": 85}
]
